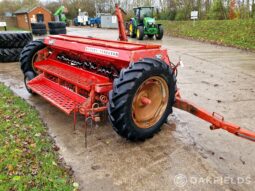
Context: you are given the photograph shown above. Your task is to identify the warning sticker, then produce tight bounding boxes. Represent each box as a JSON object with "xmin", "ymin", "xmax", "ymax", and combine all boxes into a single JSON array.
[{"xmin": 85, "ymin": 47, "xmax": 119, "ymax": 57}]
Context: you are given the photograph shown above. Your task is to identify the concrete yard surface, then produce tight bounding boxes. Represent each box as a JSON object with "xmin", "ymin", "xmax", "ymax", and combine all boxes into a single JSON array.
[{"xmin": 0, "ymin": 27, "xmax": 255, "ymax": 191}]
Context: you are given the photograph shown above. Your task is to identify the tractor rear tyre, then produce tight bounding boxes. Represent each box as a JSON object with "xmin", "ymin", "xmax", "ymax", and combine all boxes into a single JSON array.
[
  {"xmin": 20, "ymin": 39, "xmax": 46, "ymax": 75},
  {"xmin": 129, "ymin": 23, "xmax": 136, "ymax": 38},
  {"xmin": 136, "ymin": 26, "xmax": 144, "ymax": 40},
  {"xmin": 48, "ymin": 21, "xmax": 66, "ymax": 29},
  {"xmin": 0, "ymin": 31, "xmax": 33, "ymax": 48},
  {"xmin": 32, "ymin": 28, "xmax": 47, "ymax": 36},
  {"xmin": 108, "ymin": 58, "xmax": 176, "ymax": 141},
  {"xmin": 49, "ymin": 28, "xmax": 67, "ymax": 35},
  {"xmin": 31, "ymin": 23, "xmax": 46, "ymax": 30},
  {"xmin": 0, "ymin": 48, "xmax": 23, "ymax": 62},
  {"xmin": 156, "ymin": 25, "xmax": 164, "ymax": 40}
]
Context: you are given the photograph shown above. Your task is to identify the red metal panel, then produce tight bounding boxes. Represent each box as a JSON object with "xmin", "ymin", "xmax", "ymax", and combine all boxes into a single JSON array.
[
  {"xmin": 131, "ymin": 49, "xmax": 171, "ymax": 65},
  {"xmin": 44, "ymin": 37, "xmax": 170, "ymax": 69},
  {"xmin": 44, "ymin": 37, "xmax": 131, "ymax": 68},
  {"xmin": 46, "ymin": 35, "xmax": 161, "ymax": 51},
  {"xmin": 35, "ymin": 59, "xmax": 110, "ymax": 91},
  {"xmin": 28, "ymin": 75, "xmax": 86, "ymax": 114}
]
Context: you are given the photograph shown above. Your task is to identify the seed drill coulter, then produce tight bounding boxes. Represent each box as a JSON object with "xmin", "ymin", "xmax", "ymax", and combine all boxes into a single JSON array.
[{"xmin": 20, "ymin": 5, "xmax": 255, "ymax": 142}]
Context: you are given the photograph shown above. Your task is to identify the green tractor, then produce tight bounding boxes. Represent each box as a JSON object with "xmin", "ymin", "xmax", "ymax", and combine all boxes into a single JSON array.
[{"xmin": 128, "ymin": 7, "xmax": 163, "ymax": 40}]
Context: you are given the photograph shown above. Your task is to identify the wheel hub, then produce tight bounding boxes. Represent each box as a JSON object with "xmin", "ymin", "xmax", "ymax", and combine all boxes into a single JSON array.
[{"xmin": 132, "ymin": 76, "xmax": 169, "ymax": 129}]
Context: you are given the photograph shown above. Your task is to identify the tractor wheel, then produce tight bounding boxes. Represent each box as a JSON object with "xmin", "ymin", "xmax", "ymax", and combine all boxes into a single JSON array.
[
  {"xmin": 156, "ymin": 25, "xmax": 164, "ymax": 40},
  {"xmin": 20, "ymin": 39, "xmax": 46, "ymax": 75},
  {"xmin": 0, "ymin": 31, "xmax": 33, "ymax": 48},
  {"xmin": 31, "ymin": 23, "xmax": 46, "ymax": 30},
  {"xmin": 129, "ymin": 23, "xmax": 136, "ymax": 38},
  {"xmin": 96, "ymin": 23, "xmax": 101, "ymax": 28},
  {"xmin": 32, "ymin": 28, "xmax": 47, "ymax": 36},
  {"xmin": 108, "ymin": 58, "xmax": 176, "ymax": 141},
  {"xmin": 147, "ymin": 34, "xmax": 154, "ymax": 39},
  {"xmin": 48, "ymin": 21, "xmax": 66, "ymax": 29},
  {"xmin": 49, "ymin": 28, "xmax": 67, "ymax": 35},
  {"xmin": 136, "ymin": 26, "xmax": 144, "ymax": 40},
  {"xmin": 0, "ymin": 48, "xmax": 23, "ymax": 62}
]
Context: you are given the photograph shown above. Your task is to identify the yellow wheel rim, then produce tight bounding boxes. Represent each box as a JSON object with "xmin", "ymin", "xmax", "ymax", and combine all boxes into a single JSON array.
[
  {"xmin": 131, "ymin": 76, "xmax": 169, "ymax": 129},
  {"xmin": 31, "ymin": 52, "xmax": 40, "ymax": 73},
  {"xmin": 129, "ymin": 24, "xmax": 133, "ymax": 36},
  {"xmin": 137, "ymin": 29, "xmax": 140, "ymax": 38},
  {"xmin": 31, "ymin": 48, "xmax": 48, "ymax": 73}
]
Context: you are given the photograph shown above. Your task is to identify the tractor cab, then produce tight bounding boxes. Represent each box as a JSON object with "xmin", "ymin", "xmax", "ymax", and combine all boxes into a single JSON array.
[{"xmin": 133, "ymin": 7, "xmax": 154, "ymax": 24}]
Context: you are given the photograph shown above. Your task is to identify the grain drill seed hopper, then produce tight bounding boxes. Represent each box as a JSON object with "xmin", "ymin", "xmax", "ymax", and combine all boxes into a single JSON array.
[{"xmin": 20, "ymin": 5, "xmax": 255, "ymax": 142}]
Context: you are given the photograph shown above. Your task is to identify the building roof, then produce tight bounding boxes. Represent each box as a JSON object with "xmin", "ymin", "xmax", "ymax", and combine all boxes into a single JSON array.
[
  {"xmin": 14, "ymin": 8, "xmax": 30, "ymax": 14},
  {"xmin": 14, "ymin": 6, "xmax": 51, "ymax": 15}
]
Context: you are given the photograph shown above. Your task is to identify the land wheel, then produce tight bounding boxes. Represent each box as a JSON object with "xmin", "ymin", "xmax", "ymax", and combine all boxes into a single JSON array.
[
  {"xmin": 24, "ymin": 71, "xmax": 36, "ymax": 94},
  {"xmin": 20, "ymin": 39, "xmax": 46, "ymax": 75},
  {"xmin": 147, "ymin": 34, "xmax": 154, "ymax": 39},
  {"xmin": 108, "ymin": 58, "xmax": 176, "ymax": 141},
  {"xmin": 129, "ymin": 23, "xmax": 136, "ymax": 38},
  {"xmin": 136, "ymin": 26, "xmax": 144, "ymax": 40},
  {"xmin": 156, "ymin": 25, "xmax": 164, "ymax": 40}
]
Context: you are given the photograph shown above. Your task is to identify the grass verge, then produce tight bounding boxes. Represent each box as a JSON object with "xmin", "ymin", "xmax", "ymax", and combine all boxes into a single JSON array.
[
  {"xmin": 0, "ymin": 83, "xmax": 77, "ymax": 191},
  {"xmin": 0, "ymin": 27, "xmax": 23, "ymax": 31},
  {"xmin": 159, "ymin": 19, "xmax": 255, "ymax": 51}
]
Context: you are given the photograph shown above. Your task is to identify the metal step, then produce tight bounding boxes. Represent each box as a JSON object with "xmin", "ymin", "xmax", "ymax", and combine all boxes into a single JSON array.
[
  {"xmin": 28, "ymin": 75, "xmax": 86, "ymax": 114},
  {"xmin": 34, "ymin": 59, "xmax": 110, "ymax": 91}
]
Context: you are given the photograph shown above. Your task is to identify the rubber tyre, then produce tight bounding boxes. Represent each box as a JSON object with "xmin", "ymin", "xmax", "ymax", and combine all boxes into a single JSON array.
[
  {"xmin": 49, "ymin": 28, "xmax": 67, "ymax": 35},
  {"xmin": 20, "ymin": 39, "xmax": 45, "ymax": 75},
  {"xmin": 48, "ymin": 21, "xmax": 66, "ymax": 29},
  {"xmin": 156, "ymin": 25, "xmax": 164, "ymax": 40},
  {"xmin": 32, "ymin": 28, "xmax": 47, "ymax": 36},
  {"xmin": 0, "ymin": 31, "xmax": 33, "ymax": 48},
  {"xmin": 31, "ymin": 23, "xmax": 46, "ymax": 30},
  {"xmin": 129, "ymin": 23, "xmax": 136, "ymax": 38},
  {"xmin": 24, "ymin": 71, "xmax": 36, "ymax": 94},
  {"xmin": 0, "ymin": 48, "xmax": 23, "ymax": 62},
  {"xmin": 136, "ymin": 26, "xmax": 144, "ymax": 40},
  {"xmin": 108, "ymin": 58, "xmax": 176, "ymax": 141}
]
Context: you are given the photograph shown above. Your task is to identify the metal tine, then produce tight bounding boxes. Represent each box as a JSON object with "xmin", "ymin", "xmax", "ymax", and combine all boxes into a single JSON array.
[
  {"xmin": 73, "ymin": 108, "xmax": 77, "ymax": 131},
  {"xmin": 84, "ymin": 116, "xmax": 93, "ymax": 148}
]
